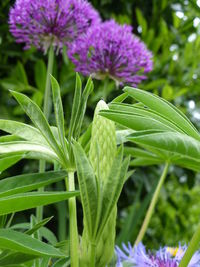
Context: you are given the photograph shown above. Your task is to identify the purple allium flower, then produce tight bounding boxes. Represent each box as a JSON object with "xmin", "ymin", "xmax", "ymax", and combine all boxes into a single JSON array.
[
  {"xmin": 115, "ymin": 242, "xmax": 200, "ymax": 267},
  {"xmin": 68, "ymin": 20, "xmax": 153, "ymax": 86},
  {"xmin": 9, "ymin": 0, "xmax": 101, "ymax": 52}
]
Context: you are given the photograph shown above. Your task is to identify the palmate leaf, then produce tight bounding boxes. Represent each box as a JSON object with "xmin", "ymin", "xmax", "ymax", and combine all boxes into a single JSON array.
[
  {"xmin": 109, "ymin": 103, "xmax": 184, "ymax": 133},
  {"xmin": 0, "ymin": 191, "xmax": 79, "ymax": 215},
  {"xmin": 124, "ymin": 143, "xmax": 200, "ymax": 171},
  {"xmin": 123, "ymin": 87, "xmax": 200, "ymax": 141},
  {"xmin": 128, "ymin": 131, "xmax": 200, "ymax": 163},
  {"xmin": 0, "ymin": 229, "xmax": 65, "ymax": 258},
  {"xmin": 100, "ymin": 109, "xmax": 174, "ymax": 132},
  {"xmin": 0, "ymin": 170, "xmax": 67, "ymax": 198}
]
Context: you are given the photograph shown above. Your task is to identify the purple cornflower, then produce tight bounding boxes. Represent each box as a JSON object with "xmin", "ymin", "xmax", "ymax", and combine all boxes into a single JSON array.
[
  {"xmin": 9, "ymin": 0, "xmax": 101, "ymax": 53},
  {"xmin": 115, "ymin": 242, "xmax": 200, "ymax": 267},
  {"xmin": 68, "ymin": 20, "xmax": 153, "ymax": 86}
]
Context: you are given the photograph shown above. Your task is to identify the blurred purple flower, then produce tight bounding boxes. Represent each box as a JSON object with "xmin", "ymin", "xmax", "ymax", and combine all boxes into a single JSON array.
[
  {"xmin": 115, "ymin": 242, "xmax": 200, "ymax": 267},
  {"xmin": 9, "ymin": 0, "xmax": 101, "ymax": 53},
  {"xmin": 68, "ymin": 20, "xmax": 153, "ymax": 86}
]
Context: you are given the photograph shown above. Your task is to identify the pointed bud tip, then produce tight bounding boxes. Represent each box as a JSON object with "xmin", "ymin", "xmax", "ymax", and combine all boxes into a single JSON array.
[{"xmin": 95, "ymin": 100, "xmax": 109, "ymax": 113}]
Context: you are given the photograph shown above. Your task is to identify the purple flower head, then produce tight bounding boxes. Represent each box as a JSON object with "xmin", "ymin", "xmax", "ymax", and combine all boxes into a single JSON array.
[
  {"xmin": 68, "ymin": 20, "xmax": 153, "ymax": 86},
  {"xmin": 115, "ymin": 242, "xmax": 200, "ymax": 267},
  {"xmin": 9, "ymin": 0, "xmax": 101, "ymax": 53}
]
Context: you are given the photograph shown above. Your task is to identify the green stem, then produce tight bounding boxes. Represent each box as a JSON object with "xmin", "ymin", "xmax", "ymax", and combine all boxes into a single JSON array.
[
  {"xmin": 89, "ymin": 242, "xmax": 96, "ymax": 267},
  {"xmin": 134, "ymin": 162, "xmax": 169, "ymax": 245},
  {"xmin": 36, "ymin": 46, "xmax": 54, "ymax": 223},
  {"xmin": 179, "ymin": 223, "xmax": 200, "ymax": 267},
  {"xmin": 65, "ymin": 172, "xmax": 79, "ymax": 267}
]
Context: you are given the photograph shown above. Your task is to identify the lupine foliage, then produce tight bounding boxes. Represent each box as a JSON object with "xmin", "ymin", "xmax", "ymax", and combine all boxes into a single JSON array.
[{"xmin": 1, "ymin": 0, "xmax": 200, "ymax": 266}]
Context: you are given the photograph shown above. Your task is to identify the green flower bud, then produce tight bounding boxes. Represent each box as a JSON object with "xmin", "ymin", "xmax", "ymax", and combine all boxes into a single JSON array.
[
  {"xmin": 89, "ymin": 100, "xmax": 116, "ymax": 182},
  {"xmin": 80, "ymin": 100, "xmax": 117, "ymax": 267}
]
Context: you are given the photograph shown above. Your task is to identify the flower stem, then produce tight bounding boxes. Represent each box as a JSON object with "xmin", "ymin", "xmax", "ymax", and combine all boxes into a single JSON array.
[
  {"xmin": 36, "ymin": 46, "xmax": 54, "ymax": 223},
  {"xmin": 65, "ymin": 172, "xmax": 79, "ymax": 267},
  {"xmin": 134, "ymin": 162, "xmax": 169, "ymax": 245},
  {"xmin": 179, "ymin": 223, "xmax": 200, "ymax": 267}
]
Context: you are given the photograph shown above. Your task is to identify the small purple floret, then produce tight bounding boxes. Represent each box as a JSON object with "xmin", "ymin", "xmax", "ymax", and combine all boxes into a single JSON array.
[
  {"xmin": 116, "ymin": 242, "xmax": 200, "ymax": 267},
  {"xmin": 68, "ymin": 20, "xmax": 153, "ymax": 86},
  {"xmin": 9, "ymin": 0, "xmax": 101, "ymax": 52}
]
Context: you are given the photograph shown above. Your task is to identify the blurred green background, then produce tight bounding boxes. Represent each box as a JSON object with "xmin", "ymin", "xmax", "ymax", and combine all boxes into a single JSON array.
[{"xmin": 1, "ymin": 0, "xmax": 200, "ymax": 249}]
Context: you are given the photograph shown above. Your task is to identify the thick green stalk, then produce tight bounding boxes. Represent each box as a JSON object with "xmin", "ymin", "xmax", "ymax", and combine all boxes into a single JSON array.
[
  {"xmin": 179, "ymin": 223, "xmax": 200, "ymax": 267},
  {"xmin": 65, "ymin": 172, "xmax": 79, "ymax": 267},
  {"xmin": 134, "ymin": 162, "xmax": 169, "ymax": 245},
  {"xmin": 36, "ymin": 46, "xmax": 54, "ymax": 223},
  {"xmin": 89, "ymin": 242, "xmax": 96, "ymax": 267}
]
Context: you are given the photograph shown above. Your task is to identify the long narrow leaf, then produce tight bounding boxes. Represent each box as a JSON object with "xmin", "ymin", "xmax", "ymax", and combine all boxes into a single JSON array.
[
  {"xmin": 68, "ymin": 73, "xmax": 82, "ymax": 141},
  {"xmin": 72, "ymin": 141, "xmax": 98, "ymax": 238},
  {"xmin": 128, "ymin": 131, "xmax": 200, "ymax": 162},
  {"xmin": 0, "ymin": 191, "xmax": 79, "ymax": 215},
  {"xmin": 124, "ymin": 87, "xmax": 200, "ymax": 140},
  {"xmin": 0, "ymin": 141, "xmax": 59, "ymax": 163},
  {"xmin": 0, "ymin": 170, "xmax": 67, "ymax": 198},
  {"xmin": 51, "ymin": 76, "xmax": 68, "ymax": 156},
  {"xmin": 97, "ymin": 147, "xmax": 129, "ymax": 240},
  {"xmin": 10, "ymin": 91, "xmax": 65, "ymax": 162},
  {"xmin": 109, "ymin": 103, "xmax": 185, "ymax": 133},
  {"xmin": 0, "ymin": 120, "xmax": 48, "ymax": 146},
  {"xmin": 76, "ymin": 77, "xmax": 93, "ymax": 137},
  {"xmin": 0, "ymin": 154, "xmax": 23, "ymax": 173},
  {"xmin": 0, "ymin": 229, "xmax": 65, "ymax": 257},
  {"xmin": 100, "ymin": 110, "xmax": 173, "ymax": 132}
]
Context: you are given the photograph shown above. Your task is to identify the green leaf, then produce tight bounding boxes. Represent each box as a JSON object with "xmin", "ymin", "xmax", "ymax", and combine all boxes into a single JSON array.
[
  {"xmin": 52, "ymin": 258, "xmax": 70, "ymax": 267},
  {"xmin": 124, "ymin": 87, "xmax": 200, "ymax": 141},
  {"xmin": 0, "ymin": 141, "xmax": 59, "ymax": 163},
  {"xmin": 0, "ymin": 229, "xmax": 65, "ymax": 258},
  {"xmin": 109, "ymin": 103, "xmax": 183, "ymax": 133},
  {"xmin": 0, "ymin": 252, "xmax": 38, "ymax": 266},
  {"xmin": 25, "ymin": 216, "xmax": 53, "ymax": 235},
  {"xmin": 136, "ymin": 8, "xmax": 147, "ymax": 37},
  {"xmin": 10, "ymin": 91, "xmax": 65, "ymax": 163},
  {"xmin": 0, "ymin": 154, "xmax": 23, "ymax": 173},
  {"xmin": 0, "ymin": 120, "xmax": 48, "ymax": 146},
  {"xmin": 0, "ymin": 170, "xmax": 67, "ymax": 198},
  {"xmin": 51, "ymin": 75, "xmax": 68, "ymax": 156},
  {"xmin": 68, "ymin": 73, "xmax": 82, "ymax": 141},
  {"xmin": 34, "ymin": 59, "xmax": 46, "ymax": 92},
  {"xmin": 0, "ymin": 191, "xmax": 79, "ymax": 215},
  {"xmin": 76, "ymin": 77, "xmax": 94, "ymax": 137},
  {"xmin": 16, "ymin": 62, "xmax": 28, "ymax": 86},
  {"xmin": 100, "ymin": 110, "xmax": 174, "ymax": 132},
  {"xmin": 97, "ymin": 147, "xmax": 129, "ymax": 240},
  {"xmin": 72, "ymin": 141, "xmax": 98, "ymax": 238},
  {"xmin": 111, "ymin": 92, "xmax": 129, "ymax": 103},
  {"xmin": 127, "ymin": 131, "xmax": 200, "ymax": 163},
  {"xmin": 10, "ymin": 224, "xmax": 58, "ymax": 245}
]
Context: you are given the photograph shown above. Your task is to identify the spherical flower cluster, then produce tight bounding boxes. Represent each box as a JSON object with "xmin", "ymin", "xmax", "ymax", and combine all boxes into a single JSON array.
[
  {"xmin": 68, "ymin": 20, "xmax": 153, "ymax": 86},
  {"xmin": 9, "ymin": 0, "xmax": 101, "ymax": 52},
  {"xmin": 115, "ymin": 242, "xmax": 200, "ymax": 267}
]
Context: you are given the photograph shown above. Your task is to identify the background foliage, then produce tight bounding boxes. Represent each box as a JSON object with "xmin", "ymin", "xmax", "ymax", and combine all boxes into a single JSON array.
[{"xmin": 1, "ymin": 0, "xmax": 200, "ymax": 249}]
